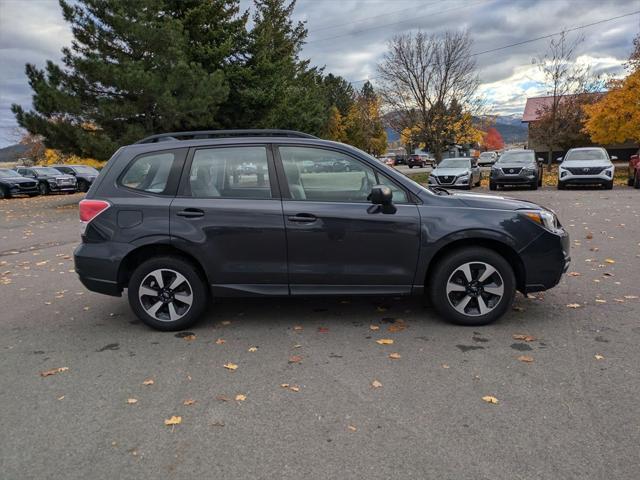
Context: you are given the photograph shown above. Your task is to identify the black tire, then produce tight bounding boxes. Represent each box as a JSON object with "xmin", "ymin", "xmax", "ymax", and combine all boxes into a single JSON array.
[
  {"xmin": 530, "ymin": 182, "xmax": 538, "ymax": 190},
  {"xmin": 408, "ymin": 165, "xmax": 413, "ymax": 169},
  {"xmin": 0, "ymin": 187, "xmax": 9, "ymax": 199},
  {"xmin": 489, "ymin": 182, "xmax": 497, "ymax": 191},
  {"xmin": 465, "ymin": 183, "xmax": 472, "ymax": 190},
  {"xmin": 628, "ymin": 177, "xmax": 634, "ymax": 187},
  {"xmin": 39, "ymin": 182, "xmax": 50, "ymax": 195},
  {"xmin": 429, "ymin": 247, "xmax": 516, "ymax": 326},
  {"xmin": 128, "ymin": 256, "xmax": 208, "ymax": 331},
  {"xmin": 78, "ymin": 180, "xmax": 89, "ymax": 192},
  {"xmin": 557, "ymin": 181, "xmax": 565, "ymax": 190},
  {"xmin": 603, "ymin": 180, "xmax": 613, "ymax": 190},
  {"xmin": 634, "ymin": 171, "xmax": 640, "ymax": 189}
]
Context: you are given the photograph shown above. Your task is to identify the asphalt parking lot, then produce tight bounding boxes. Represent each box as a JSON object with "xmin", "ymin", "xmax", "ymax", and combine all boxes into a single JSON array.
[{"xmin": 1, "ymin": 187, "xmax": 639, "ymax": 480}]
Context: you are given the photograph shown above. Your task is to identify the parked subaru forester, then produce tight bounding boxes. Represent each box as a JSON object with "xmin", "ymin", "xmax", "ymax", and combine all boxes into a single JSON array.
[{"xmin": 74, "ymin": 130, "xmax": 570, "ymax": 331}]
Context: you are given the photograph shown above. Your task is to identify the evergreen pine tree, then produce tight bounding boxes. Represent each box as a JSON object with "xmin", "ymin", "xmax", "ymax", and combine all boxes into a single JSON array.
[{"xmin": 12, "ymin": 0, "xmax": 247, "ymax": 160}]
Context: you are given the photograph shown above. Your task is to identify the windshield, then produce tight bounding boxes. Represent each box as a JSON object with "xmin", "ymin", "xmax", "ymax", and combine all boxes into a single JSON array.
[
  {"xmin": 71, "ymin": 165, "xmax": 99, "ymax": 174},
  {"xmin": 438, "ymin": 158, "xmax": 470, "ymax": 168},
  {"xmin": 33, "ymin": 167, "xmax": 64, "ymax": 175},
  {"xmin": 0, "ymin": 169, "xmax": 22, "ymax": 178},
  {"xmin": 497, "ymin": 151, "xmax": 534, "ymax": 163},
  {"xmin": 564, "ymin": 149, "xmax": 608, "ymax": 162},
  {"xmin": 479, "ymin": 152, "xmax": 493, "ymax": 158}
]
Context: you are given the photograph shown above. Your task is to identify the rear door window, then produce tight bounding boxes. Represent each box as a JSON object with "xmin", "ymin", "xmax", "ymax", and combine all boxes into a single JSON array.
[{"xmin": 187, "ymin": 146, "xmax": 272, "ymax": 199}]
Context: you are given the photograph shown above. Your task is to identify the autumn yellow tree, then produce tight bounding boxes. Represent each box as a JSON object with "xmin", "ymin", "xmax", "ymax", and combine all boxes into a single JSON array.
[
  {"xmin": 323, "ymin": 106, "xmax": 347, "ymax": 142},
  {"xmin": 583, "ymin": 70, "xmax": 640, "ymax": 144},
  {"xmin": 344, "ymin": 82, "xmax": 387, "ymax": 156}
]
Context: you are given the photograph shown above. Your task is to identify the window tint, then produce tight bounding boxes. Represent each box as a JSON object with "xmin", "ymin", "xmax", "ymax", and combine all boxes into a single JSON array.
[
  {"xmin": 279, "ymin": 147, "xmax": 408, "ymax": 204},
  {"xmin": 189, "ymin": 147, "xmax": 271, "ymax": 199},
  {"xmin": 280, "ymin": 147, "xmax": 377, "ymax": 203},
  {"xmin": 121, "ymin": 152, "xmax": 175, "ymax": 193}
]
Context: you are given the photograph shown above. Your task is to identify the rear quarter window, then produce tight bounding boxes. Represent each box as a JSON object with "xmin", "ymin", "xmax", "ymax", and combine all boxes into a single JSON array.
[{"xmin": 119, "ymin": 151, "xmax": 180, "ymax": 195}]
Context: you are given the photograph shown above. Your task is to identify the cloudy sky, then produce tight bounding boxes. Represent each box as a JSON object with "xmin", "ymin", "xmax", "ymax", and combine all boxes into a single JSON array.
[{"xmin": 0, "ymin": 0, "xmax": 638, "ymax": 147}]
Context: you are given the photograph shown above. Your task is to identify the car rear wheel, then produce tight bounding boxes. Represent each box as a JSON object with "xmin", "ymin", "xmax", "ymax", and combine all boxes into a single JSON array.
[
  {"xmin": 530, "ymin": 181, "xmax": 538, "ymax": 190},
  {"xmin": 0, "ymin": 187, "xmax": 10, "ymax": 199},
  {"xmin": 128, "ymin": 256, "xmax": 208, "ymax": 331},
  {"xmin": 78, "ymin": 180, "xmax": 89, "ymax": 192},
  {"xmin": 489, "ymin": 181, "xmax": 497, "ymax": 191},
  {"xmin": 429, "ymin": 247, "xmax": 516, "ymax": 326},
  {"xmin": 634, "ymin": 171, "xmax": 640, "ymax": 189},
  {"xmin": 38, "ymin": 182, "xmax": 50, "ymax": 195}
]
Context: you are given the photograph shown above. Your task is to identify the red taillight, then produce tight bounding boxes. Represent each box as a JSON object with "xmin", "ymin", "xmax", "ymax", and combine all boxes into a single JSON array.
[{"xmin": 79, "ymin": 199, "xmax": 110, "ymax": 223}]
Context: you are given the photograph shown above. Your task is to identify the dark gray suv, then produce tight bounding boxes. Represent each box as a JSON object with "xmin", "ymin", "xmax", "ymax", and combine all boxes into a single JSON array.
[
  {"xmin": 489, "ymin": 150, "xmax": 543, "ymax": 190},
  {"xmin": 74, "ymin": 130, "xmax": 570, "ymax": 331}
]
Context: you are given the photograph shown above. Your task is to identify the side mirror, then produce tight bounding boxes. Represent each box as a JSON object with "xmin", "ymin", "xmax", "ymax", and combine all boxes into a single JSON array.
[
  {"xmin": 537, "ymin": 157, "xmax": 544, "ymax": 163},
  {"xmin": 369, "ymin": 185, "xmax": 393, "ymax": 206},
  {"xmin": 611, "ymin": 156, "xmax": 618, "ymax": 160},
  {"xmin": 556, "ymin": 157, "xmax": 563, "ymax": 162}
]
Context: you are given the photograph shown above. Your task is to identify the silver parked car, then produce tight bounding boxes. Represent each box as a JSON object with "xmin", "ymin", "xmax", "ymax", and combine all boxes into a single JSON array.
[
  {"xmin": 557, "ymin": 147, "xmax": 615, "ymax": 190},
  {"xmin": 477, "ymin": 151, "xmax": 498, "ymax": 165},
  {"xmin": 428, "ymin": 157, "xmax": 481, "ymax": 190}
]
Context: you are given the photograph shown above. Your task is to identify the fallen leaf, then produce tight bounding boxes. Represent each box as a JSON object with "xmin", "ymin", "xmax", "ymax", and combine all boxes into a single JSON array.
[
  {"xmin": 482, "ymin": 395, "xmax": 499, "ymax": 404},
  {"xmin": 183, "ymin": 334, "xmax": 196, "ymax": 341},
  {"xmin": 518, "ymin": 355, "xmax": 534, "ymax": 363},
  {"xmin": 223, "ymin": 362, "xmax": 238, "ymax": 371},
  {"xmin": 594, "ymin": 354, "xmax": 604, "ymax": 360},
  {"xmin": 288, "ymin": 354, "xmax": 303, "ymax": 364},
  {"xmin": 595, "ymin": 299, "xmax": 607, "ymax": 304},
  {"xmin": 566, "ymin": 303, "xmax": 582, "ymax": 309},
  {"xmin": 585, "ymin": 233, "xmax": 593, "ymax": 239},
  {"xmin": 369, "ymin": 325, "xmax": 380, "ymax": 331},
  {"xmin": 280, "ymin": 383, "xmax": 290, "ymax": 388},
  {"xmin": 40, "ymin": 367, "xmax": 68, "ymax": 377},
  {"xmin": 183, "ymin": 399, "xmax": 196, "ymax": 406},
  {"xmin": 317, "ymin": 327, "xmax": 329, "ymax": 333},
  {"xmin": 624, "ymin": 295, "xmax": 638, "ymax": 299},
  {"xmin": 143, "ymin": 378, "xmax": 154, "ymax": 386},
  {"xmin": 215, "ymin": 338, "xmax": 225, "ymax": 345},
  {"xmin": 235, "ymin": 394, "xmax": 246, "ymax": 401},
  {"xmin": 371, "ymin": 379, "xmax": 383, "ymax": 388},
  {"xmin": 221, "ymin": 320, "xmax": 231, "ymax": 326},
  {"xmin": 293, "ymin": 325, "xmax": 303, "ymax": 332},
  {"xmin": 347, "ymin": 425, "xmax": 357, "ymax": 432},
  {"xmin": 215, "ymin": 395, "xmax": 230, "ymax": 402},
  {"xmin": 376, "ymin": 339, "xmax": 394, "ymax": 345},
  {"xmin": 604, "ymin": 258, "xmax": 615, "ymax": 264},
  {"xmin": 289, "ymin": 385, "xmax": 300, "ymax": 392},
  {"xmin": 388, "ymin": 352, "xmax": 401, "ymax": 360},
  {"xmin": 387, "ymin": 322, "xmax": 407, "ymax": 333},
  {"xmin": 512, "ymin": 334, "xmax": 537, "ymax": 342},
  {"xmin": 567, "ymin": 272, "xmax": 582, "ymax": 277},
  {"xmin": 164, "ymin": 416, "xmax": 182, "ymax": 426},
  {"xmin": 57, "ymin": 395, "xmax": 65, "ymax": 401},
  {"xmin": 248, "ymin": 346, "xmax": 258, "ymax": 352},
  {"xmin": 127, "ymin": 398, "xmax": 138, "ymax": 404},
  {"xmin": 441, "ymin": 363, "xmax": 450, "ymax": 369}
]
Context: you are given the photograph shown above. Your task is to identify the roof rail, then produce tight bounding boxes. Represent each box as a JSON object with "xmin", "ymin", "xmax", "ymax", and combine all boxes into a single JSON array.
[{"xmin": 135, "ymin": 129, "xmax": 317, "ymax": 144}]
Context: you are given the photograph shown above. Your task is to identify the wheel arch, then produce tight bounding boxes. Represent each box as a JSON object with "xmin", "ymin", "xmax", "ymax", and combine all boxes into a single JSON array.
[
  {"xmin": 423, "ymin": 236, "xmax": 526, "ymax": 293},
  {"xmin": 117, "ymin": 243, "xmax": 209, "ymax": 290}
]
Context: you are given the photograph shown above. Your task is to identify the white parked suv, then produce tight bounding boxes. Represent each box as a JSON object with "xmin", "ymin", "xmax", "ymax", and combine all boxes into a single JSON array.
[
  {"xmin": 478, "ymin": 151, "xmax": 498, "ymax": 165},
  {"xmin": 557, "ymin": 147, "xmax": 615, "ymax": 190}
]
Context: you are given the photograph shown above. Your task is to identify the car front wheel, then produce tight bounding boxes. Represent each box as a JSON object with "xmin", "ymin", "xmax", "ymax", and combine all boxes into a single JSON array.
[
  {"xmin": 128, "ymin": 256, "xmax": 208, "ymax": 331},
  {"xmin": 634, "ymin": 171, "xmax": 640, "ymax": 189},
  {"xmin": 603, "ymin": 180, "xmax": 613, "ymax": 190},
  {"xmin": 39, "ymin": 182, "xmax": 50, "ymax": 195},
  {"xmin": 430, "ymin": 247, "xmax": 516, "ymax": 326}
]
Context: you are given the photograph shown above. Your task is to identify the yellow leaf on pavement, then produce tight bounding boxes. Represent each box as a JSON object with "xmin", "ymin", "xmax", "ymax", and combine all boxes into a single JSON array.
[
  {"xmin": 235, "ymin": 394, "xmax": 246, "ymax": 401},
  {"xmin": 215, "ymin": 338, "xmax": 225, "ymax": 345},
  {"xmin": 604, "ymin": 258, "xmax": 615, "ymax": 264},
  {"xmin": 127, "ymin": 398, "xmax": 138, "ymax": 404},
  {"xmin": 183, "ymin": 399, "xmax": 196, "ymax": 406},
  {"xmin": 223, "ymin": 362, "xmax": 238, "ymax": 371},
  {"xmin": 388, "ymin": 353, "xmax": 401, "ymax": 359},
  {"xmin": 369, "ymin": 325, "xmax": 380, "ymax": 331},
  {"xmin": 566, "ymin": 303, "xmax": 581, "ymax": 308},
  {"xmin": 40, "ymin": 367, "xmax": 68, "ymax": 377},
  {"xmin": 371, "ymin": 379, "xmax": 383, "ymax": 388},
  {"xmin": 594, "ymin": 354, "xmax": 604, "ymax": 360},
  {"xmin": 142, "ymin": 378, "xmax": 154, "ymax": 385},
  {"xmin": 518, "ymin": 355, "xmax": 534, "ymax": 363},
  {"xmin": 164, "ymin": 416, "xmax": 182, "ymax": 426},
  {"xmin": 376, "ymin": 339, "xmax": 394, "ymax": 345},
  {"xmin": 248, "ymin": 346, "xmax": 258, "ymax": 352},
  {"xmin": 482, "ymin": 395, "xmax": 499, "ymax": 404}
]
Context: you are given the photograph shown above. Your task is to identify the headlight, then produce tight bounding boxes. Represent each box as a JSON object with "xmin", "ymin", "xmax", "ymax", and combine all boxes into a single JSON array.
[
  {"xmin": 604, "ymin": 168, "xmax": 613, "ymax": 177},
  {"xmin": 458, "ymin": 172, "xmax": 469, "ymax": 178},
  {"xmin": 428, "ymin": 175, "xmax": 436, "ymax": 183},
  {"xmin": 522, "ymin": 167, "xmax": 535, "ymax": 174},
  {"xmin": 47, "ymin": 179, "xmax": 57, "ymax": 185},
  {"xmin": 520, "ymin": 209, "xmax": 561, "ymax": 233},
  {"xmin": 560, "ymin": 169, "xmax": 568, "ymax": 178}
]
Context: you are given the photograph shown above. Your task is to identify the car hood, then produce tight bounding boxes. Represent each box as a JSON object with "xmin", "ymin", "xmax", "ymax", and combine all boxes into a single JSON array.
[
  {"xmin": 0, "ymin": 176, "xmax": 36, "ymax": 185},
  {"xmin": 431, "ymin": 167, "xmax": 468, "ymax": 176},
  {"xmin": 561, "ymin": 160, "xmax": 612, "ymax": 168},
  {"xmin": 450, "ymin": 191, "xmax": 544, "ymax": 211},
  {"xmin": 493, "ymin": 162, "xmax": 535, "ymax": 169}
]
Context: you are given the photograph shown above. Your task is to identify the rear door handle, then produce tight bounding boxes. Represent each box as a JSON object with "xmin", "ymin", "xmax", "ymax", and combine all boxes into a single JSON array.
[
  {"xmin": 176, "ymin": 208, "xmax": 204, "ymax": 218},
  {"xmin": 287, "ymin": 213, "xmax": 317, "ymax": 223}
]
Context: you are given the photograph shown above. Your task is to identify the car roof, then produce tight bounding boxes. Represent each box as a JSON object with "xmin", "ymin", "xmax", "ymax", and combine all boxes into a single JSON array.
[{"xmin": 567, "ymin": 147, "xmax": 606, "ymax": 152}]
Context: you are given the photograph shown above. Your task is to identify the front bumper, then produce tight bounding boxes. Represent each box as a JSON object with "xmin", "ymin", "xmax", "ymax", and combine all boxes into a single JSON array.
[
  {"xmin": 429, "ymin": 175, "xmax": 471, "ymax": 187},
  {"xmin": 49, "ymin": 182, "xmax": 77, "ymax": 192},
  {"xmin": 491, "ymin": 173, "xmax": 536, "ymax": 185},
  {"xmin": 559, "ymin": 171, "xmax": 612, "ymax": 186},
  {"xmin": 8, "ymin": 184, "xmax": 39, "ymax": 195},
  {"xmin": 519, "ymin": 227, "xmax": 570, "ymax": 293}
]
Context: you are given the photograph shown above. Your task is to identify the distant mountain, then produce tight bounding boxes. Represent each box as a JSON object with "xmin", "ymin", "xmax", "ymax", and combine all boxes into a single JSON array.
[
  {"xmin": 480, "ymin": 115, "xmax": 528, "ymax": 144},
  {"xmin": 0, "ymin": 144, "xmax": 31, "ymax": 163}
]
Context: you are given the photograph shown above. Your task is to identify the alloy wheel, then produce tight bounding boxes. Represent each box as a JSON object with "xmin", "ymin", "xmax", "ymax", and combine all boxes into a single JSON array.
[
  {"xmin": 138, "ymin": 268, "xmax": 194, "ymax": 322},
  {"xmin": 445, "ymin": 261, "xmax": 504, "ymax": 317}
]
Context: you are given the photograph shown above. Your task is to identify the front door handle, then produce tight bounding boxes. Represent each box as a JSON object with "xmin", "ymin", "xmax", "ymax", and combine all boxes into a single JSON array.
[
  {"xmin": 288, "ymin": 213, "xmax": 317, "ymax": 223},
  {"xmin": 176, "ymin": 208, "xmax": 204, "ymax": 218}
]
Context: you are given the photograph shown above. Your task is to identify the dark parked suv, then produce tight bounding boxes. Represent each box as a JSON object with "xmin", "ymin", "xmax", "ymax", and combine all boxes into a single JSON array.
[
  {"xmin": 489, "ymin": 150, "xmax": 543, "ymax": 190},
  {"xmin": 74, "ymin": 130, "xmax": 570, "ymax": 331},
  {"xmin": 51, "ymin": 165, "xmax": 100, "ymax": 192}
]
